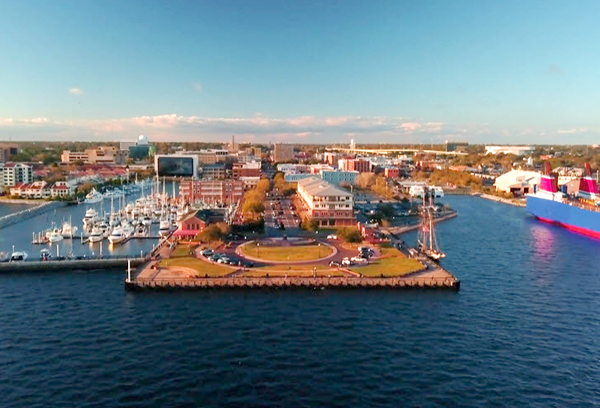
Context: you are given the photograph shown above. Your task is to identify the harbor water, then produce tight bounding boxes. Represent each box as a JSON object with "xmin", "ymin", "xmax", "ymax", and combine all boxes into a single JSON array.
[
  {"xmin": 1, "ymin": 196, "xmax": 600, "ymax": 407},
  {"xmin": 0, "ymin": 202, "xmax": 35, "ymax": 218},
  {"xmin": 0, "ymin": 182, "xmax": 179, "ymax": 259}
]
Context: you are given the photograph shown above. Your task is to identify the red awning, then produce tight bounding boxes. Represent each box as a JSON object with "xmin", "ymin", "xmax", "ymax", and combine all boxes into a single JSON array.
[{"xmin": 173, "ymin": 229, "xmax": 198, "ymax": 237}]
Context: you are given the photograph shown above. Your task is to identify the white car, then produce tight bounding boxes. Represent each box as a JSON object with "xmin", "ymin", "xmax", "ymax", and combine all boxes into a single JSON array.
[
  {"xmin": 217, "ymin": 257, "xmax": 231, "ymax": 264},
  {"xmin": 351, "ymin": 256, "xmax": 369, "ymax": 264},
  {"xmin": 327, "ymin": 234, "xmax": 338, "ymax": 240},
  {"xmin": 341, "ymin": 257, "xmax": 354, "ymax": 266}
]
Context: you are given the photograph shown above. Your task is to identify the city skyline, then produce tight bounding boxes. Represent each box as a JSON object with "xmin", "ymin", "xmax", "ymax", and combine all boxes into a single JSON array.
[{"xmin": 1, "ymin": 0, "xmax": 600, "ymax": 143}]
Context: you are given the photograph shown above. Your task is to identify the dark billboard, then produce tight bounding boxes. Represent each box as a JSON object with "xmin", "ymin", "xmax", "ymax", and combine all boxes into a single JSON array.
[{"xmin": 157, "ymin": 157, "xmax": 194, "ymax": 177}]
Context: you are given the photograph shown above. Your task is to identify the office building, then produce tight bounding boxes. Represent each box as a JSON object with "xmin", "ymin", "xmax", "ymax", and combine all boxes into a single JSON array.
[{"xmin": 296, "ymin": 177, "xmax": 355, "ymax": 227}]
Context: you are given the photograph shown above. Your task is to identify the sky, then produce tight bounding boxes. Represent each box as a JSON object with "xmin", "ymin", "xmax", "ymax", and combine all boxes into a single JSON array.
[{"xmin": 1, "ymin": 0, "xmax": 600, "ymax": 144}]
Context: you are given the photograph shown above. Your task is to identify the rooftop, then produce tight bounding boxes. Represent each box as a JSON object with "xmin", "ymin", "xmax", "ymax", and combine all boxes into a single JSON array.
[{"xmin": 297, "ymin": 176, "xmax": 351, "ymax": 197}]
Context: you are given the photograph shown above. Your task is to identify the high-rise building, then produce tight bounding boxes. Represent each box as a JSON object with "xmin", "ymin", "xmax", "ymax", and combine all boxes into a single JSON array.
[
  {"xmin": 0, "ymin": 162, "xmax": 33, "ymax": 187},
  {"xmin": 350, "ymin": 139, "xmax": 356, "ymax": 150},
  {"xmin": 273, "ymin": 143, "xmax": 294, "ymax": 162},
  {"xmin": 0, "ymin": 143, "xmax": 18, "ymax": 163}
]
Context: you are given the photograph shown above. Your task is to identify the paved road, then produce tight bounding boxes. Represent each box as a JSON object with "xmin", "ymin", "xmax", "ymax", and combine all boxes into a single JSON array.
[{"xmin": 264, "ymin": 197, "xmax": 301, "ymax": 236}]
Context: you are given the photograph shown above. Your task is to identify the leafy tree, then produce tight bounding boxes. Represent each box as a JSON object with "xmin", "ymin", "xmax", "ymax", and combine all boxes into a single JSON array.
[{"xmin": 338, "ymin": 227, "xmax": 363, "ymax": 243}]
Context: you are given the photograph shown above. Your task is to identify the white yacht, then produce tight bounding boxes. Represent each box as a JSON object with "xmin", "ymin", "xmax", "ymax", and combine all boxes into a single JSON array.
[
  {"xmin": 48, "ymin": 229, "xmax": 64, "ymax": 243},
  {"xmin": 83, "ymin": 208, "xmax": 99, "ymax": 227},
  {"xmin": 108, "ymin": 227, "xmax": 126, "ymax": 244},
  {"xmin": 61, "ymin": 221, "xmax": 77, "ymax": 238},
  {"xmin": 158, "ymin": 219, "xmax": 172, "ymax": 237},
  {"xmin": 88, "ymin": 227, "xmax": 104, "ymax": 243},
  {"xmin": 84, "ymin": 189, "xmax": 103, "ymax": 204}
]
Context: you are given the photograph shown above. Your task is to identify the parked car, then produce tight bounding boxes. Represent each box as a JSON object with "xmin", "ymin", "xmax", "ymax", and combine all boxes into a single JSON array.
[
  {"xmin": 341, "ymin": 257, "xmax": 354, "ymax": 266},
  {"xmin": 217, "ymin": 257, "xmax": 231, "ymax": 264},
  {"xmin": 351, "ymin": 256, "xmax": 369, "ymax": 264},
  {"xmin": 210, "ymin": 254, "xmax": 221, "ymax": 262},
  {"xmin": 202, "ymin": 249, "xmax": 214, "ymax": 257},
  {"xmin": 329, "ymin": 261, "xmax": 341, "ymax": 267},
  {"xmin": 327, "ymin": 234, "xmax": 338, "ymax": 240}
]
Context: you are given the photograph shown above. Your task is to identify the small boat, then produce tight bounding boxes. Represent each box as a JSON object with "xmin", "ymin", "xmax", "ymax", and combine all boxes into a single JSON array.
[
  {"xmin": 84, "ymin": 188, "xmax": 103, "ymax": 204},
  {"xmin": 0, "ymin": 252, "xmax": 9, "ymax": 263},
  {"xmin": 141, "ymin": 216, "xmax": 153, "ymax": 227},
  {"xmin": 158, "ymin": 219, "xmax": 172, "ymax": 237},
  {"xmin": 10, "ymin": 250, "xmax": 28, "ymax": 262},
  {"xmin": 40, "ymin": 248, "xmax": 51, "ymax": 261},
  {"xmin": 135, "ymin": 224, "xmax": 148, "ymax": 237},
  {"xmin": 48, "ymin": 229, "xmax": 64, "ymax": 243}
]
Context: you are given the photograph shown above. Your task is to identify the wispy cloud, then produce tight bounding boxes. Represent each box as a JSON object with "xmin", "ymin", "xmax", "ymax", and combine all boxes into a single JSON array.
[
  {"xmin": 68, "ymin": 87, "xmax": 84, "ymax": 95},
  {"xmin": 0, "ymin": 113, "xmax": 597, "ymax": 144}
]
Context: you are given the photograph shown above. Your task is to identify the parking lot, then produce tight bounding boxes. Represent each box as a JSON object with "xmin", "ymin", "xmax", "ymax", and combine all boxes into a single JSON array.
[{"xmin": 264, "ymin": 196, "xmax": 301, "ymax": 234}]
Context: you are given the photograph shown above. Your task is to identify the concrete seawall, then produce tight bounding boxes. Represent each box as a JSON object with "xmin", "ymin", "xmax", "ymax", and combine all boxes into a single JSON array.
[
  {"xmin": 0, "ymin": 201, "xmax": 67, "ymax": 229},
  {"xmin": 0, "ymin": 257, "xmax": 147, "ymax": 273}
]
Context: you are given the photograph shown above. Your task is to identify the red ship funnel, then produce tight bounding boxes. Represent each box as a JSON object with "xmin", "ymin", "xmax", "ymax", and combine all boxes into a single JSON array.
[
  {"xmin": 579, "ymin": 163, "xmax": 599, "ymax": 195},
  {"xmin": 540, "ymin": 162, "xmax": 558, "ymax": 193}
]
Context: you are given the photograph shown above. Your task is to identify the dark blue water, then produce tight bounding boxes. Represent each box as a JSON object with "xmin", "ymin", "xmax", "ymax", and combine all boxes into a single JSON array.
[
  {"xmin": 0, "ymin": 203, "xmax": 34, "ymax": 218},
  {"xmin": 1, "ymin": 197, "xmax": 599, "ymax": 407}
]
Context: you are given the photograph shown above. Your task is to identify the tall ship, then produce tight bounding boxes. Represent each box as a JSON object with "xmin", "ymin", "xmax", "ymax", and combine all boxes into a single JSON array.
[
  {"xmin": 418, "ymin": 189, "xmax": 446, "ymax": 260},
  {"xmin": 526, "ymin": 162, "xmax": 600, "ymax": 238}
]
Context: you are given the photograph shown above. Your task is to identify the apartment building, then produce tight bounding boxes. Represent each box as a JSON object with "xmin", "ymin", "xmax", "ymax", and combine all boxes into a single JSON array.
[
  {"xmin": 0, "ymin": 143, "xmax": 18, "ymax": 163},
  {"xmin": 201, "ymin": 163, "xmax": 227, "ymax": 180},
  {"xmin": 179, "ymin": 180, "xmax": 244, "ymax": 205},
  {"xmin": 61, "ymin": 146, "xmax": 129, "ymax": 165},
  {"xmin": 0, "ymin": 162, "xmax": 33, "ymax": 187},
  {"xmin": 232, "ymin": 161, "xmax": 261, "ymax": 178},
  {"xmin": 296, "ymin": 177, "xmax": 355, "ymax": 227},
  {"xmin": 338, "ymin": 158, "xmax": 371, "ymax": 173}
]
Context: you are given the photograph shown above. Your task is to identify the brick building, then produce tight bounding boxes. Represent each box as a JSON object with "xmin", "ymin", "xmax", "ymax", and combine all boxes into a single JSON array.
[{"xmin": 179, "ymin": 180, "xmax": 244, "ymax": 205}]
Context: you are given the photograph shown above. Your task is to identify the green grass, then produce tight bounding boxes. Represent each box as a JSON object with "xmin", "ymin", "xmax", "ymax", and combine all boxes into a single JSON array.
[
  {"xmin": 170, "ymin": 245, "xmax": 197, "ymax": 258},
  {"xmin": 350, "ymin": 247, "xmax": 425, "ymax": 277},
  {"xmin": 242, "ymin": 269, "xmax": 346, "ymax": 277},
  {"xmin": 159, "ymin": 257, "xmax": 233, "ymax": 277},
  {"xmin": 240, "ymin": 242, "xmax": 333, "ymax": 261}
]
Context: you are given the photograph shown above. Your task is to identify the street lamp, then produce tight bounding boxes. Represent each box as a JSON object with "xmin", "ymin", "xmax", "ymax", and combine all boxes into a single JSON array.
[
  {"xmin": 318, "ymin": 242, "xmax": 321, "ymax": 257},
  {"xmin": 257, "ymin": 242, "xmax": 260, "ymax": 257}
]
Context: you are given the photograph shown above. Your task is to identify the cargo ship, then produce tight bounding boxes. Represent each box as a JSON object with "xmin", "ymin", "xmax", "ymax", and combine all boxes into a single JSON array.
[{"xmin": 526, "ymin": 162, "xmax": 600, "ymax": 238}]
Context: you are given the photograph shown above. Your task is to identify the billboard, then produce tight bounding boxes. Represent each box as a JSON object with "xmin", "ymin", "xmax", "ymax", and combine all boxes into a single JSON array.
[{"xmin": 156, "ymin": 156, "xmax": 196, "ymax": 177}]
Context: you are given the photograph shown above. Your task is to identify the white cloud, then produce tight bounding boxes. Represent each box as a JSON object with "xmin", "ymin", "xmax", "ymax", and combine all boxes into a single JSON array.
[
  {"xmin": 68, "ymin": 87, "xmax": 84, "ymax": 95},
  {"xmin": 1, "ymin": 113, "xmax": 597, "ymax": 144}
]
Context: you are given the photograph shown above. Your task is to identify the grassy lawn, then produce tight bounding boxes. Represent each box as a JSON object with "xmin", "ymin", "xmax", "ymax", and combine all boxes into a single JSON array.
[
  {"xmin": 159, "ymin": 257, "xmax": 234, "ymax": 277},
  {"xmin": 350, "ymin": 247, "xmax": 425, "ymax": 277},
  {"xmin": 240, "ymin": 242, "xmax": 333, "ymax": 261},
  {"xmin": 242, "ymin": 269, "xmax": 347, "ymax": 277},
  {"xmin": 169, "ymin": 244, "xmax": 198, "ymax": 258}
]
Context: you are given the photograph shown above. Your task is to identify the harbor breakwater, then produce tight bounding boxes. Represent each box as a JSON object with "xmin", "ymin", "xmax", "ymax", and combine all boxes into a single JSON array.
[
  {"xmin": 0, "ymin": 257, "xmax": 147, "ymax": 273},
  {"xmin": 0, "ymin": 201, "xmax": 67, "ymax": 229},
  {"xmin": 477, "ymin": 194, "xmax": 526, "ymax": 207}
]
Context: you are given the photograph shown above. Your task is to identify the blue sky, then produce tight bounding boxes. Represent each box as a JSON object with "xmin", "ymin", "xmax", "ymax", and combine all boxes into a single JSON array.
[{"xmin": 1, "ymin": 0, "xmax": 599, "ymax": 143}]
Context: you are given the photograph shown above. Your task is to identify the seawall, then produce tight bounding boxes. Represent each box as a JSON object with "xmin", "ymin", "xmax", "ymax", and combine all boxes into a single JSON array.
[
  {"xmin": 0, "ymin": 201, "xmax": 67, "ymax": 229},
  {"xmin": 0, "ymin": 257, "xmax": 147, "ymax": 273}
]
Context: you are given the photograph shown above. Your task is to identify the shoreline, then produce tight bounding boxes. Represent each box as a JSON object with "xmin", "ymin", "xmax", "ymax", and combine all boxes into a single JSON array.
[{"xmin": 477, "ymin": 194, "xmax": 526, "ymax": 207}]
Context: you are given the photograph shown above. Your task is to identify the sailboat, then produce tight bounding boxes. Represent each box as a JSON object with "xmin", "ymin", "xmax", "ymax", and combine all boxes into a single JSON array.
[{"xmin": 417, "ymin": 189, "xmax": 446, "ymax": 261}]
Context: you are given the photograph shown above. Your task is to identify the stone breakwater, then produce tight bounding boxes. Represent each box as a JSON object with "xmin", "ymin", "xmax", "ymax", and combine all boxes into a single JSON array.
[
  {"xmin": 0, "ymin": 201, "xmax": 67, "ymax": 229},
  {"xmin": 0, "ymin": 257, "xmax": 147, "ymax": 272},
  {"xmin": 478, "ymin": 194, "xmax": 526, "ymax": 207}
]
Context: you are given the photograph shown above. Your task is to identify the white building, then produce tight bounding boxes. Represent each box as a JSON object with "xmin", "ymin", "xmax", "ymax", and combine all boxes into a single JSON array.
[
  {"xmin": 485, "ymin": 145, "xmax": 534, "ymax": 156},
  {"xmin": 296, "ymin": 177, "xmax": 355, "ymax": 227},
  {"xmin": 0, "ymin": 162, "xmax": 33, "ymax": 188},
  {"xmin": 494, "ymin": 170, "xmax": 541, "ymax": 195}
]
